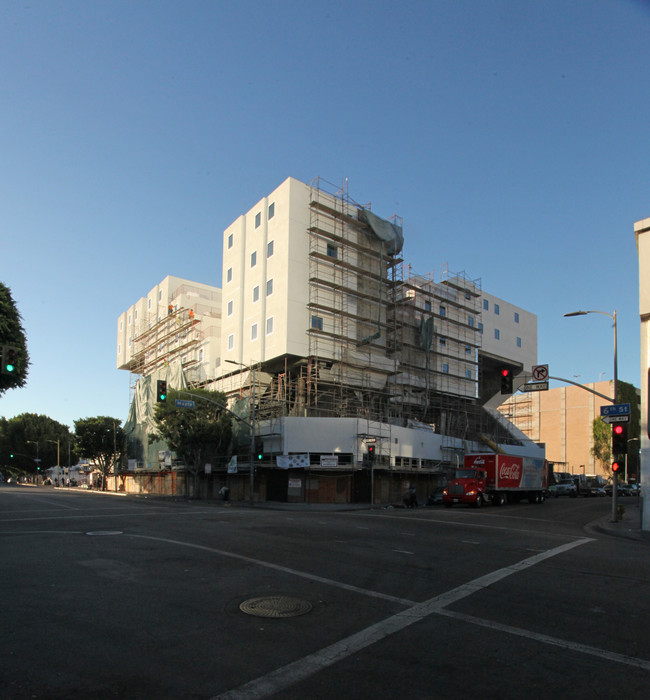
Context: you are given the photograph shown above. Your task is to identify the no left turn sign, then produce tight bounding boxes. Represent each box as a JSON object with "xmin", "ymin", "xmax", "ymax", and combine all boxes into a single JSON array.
[{"xmin": 532, "ymin": 364, "xmax": 549, "ymax": 382}]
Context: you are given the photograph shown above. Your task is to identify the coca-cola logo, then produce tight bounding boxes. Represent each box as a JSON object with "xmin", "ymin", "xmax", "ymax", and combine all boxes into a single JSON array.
[{"xmin": 499, "ymin": 462, "xmax": 521, "ymax": 481}]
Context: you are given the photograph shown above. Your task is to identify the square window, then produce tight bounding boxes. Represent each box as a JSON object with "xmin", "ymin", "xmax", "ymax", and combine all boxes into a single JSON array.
[
  {"xmin": 227, "ymin": 233, "xmax": 233, "ymax": 249},
  {"xmin": 227, "ymin": 334, "xmax": 234, "ymax": 351},
  {"xmin": 311, "ymin": 315, "xmax": 323, "ymax": 331},
  {"xmin": 268, "ymin": 202, "xmax": 275, "ymax": 219},
  {"xmin": 253, "ymin": 286, "xmax": 259, "ymax": 302},
  {"xmin": 514, "ymin": 312, "xmax": 520, "ymax": 324},
  {"xmin": 266, "ymin": 316, "xmax": 274, "ymax": 335},
  {"xmin": 251, "ymin": 251, "xmax": 257, "ymax": 268},
  {"xmin": 439, "ymin": 338, "xmax": 446, "ymax": 346},
  {"xmin": 255, "ymin": 212, "xmax": 261, "ymax": 228},
  {"xmin": 227, "ymin": 300, "xmax": 233, "ymax": 316},
  {"xmin": 326, "ymin": 243, "xmax": 338, "ymax": 258},
  {"xmin": 251, "ymin": 323, "xmax": 258, "ymax": 341},
  {"xmin": 266, "ymin": 279, "xmax": 273, "ymax": 296},
  {"xmin": 267, "ymin": 240, "xmax": 274, "ymax": 257},
  {"xmin": 227, "ymin": 267, "xmax": 232, "ymax": 283}
]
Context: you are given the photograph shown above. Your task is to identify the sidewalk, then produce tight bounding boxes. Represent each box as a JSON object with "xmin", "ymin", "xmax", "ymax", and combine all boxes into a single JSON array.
[{"xmin": 595, "ymin": 498, "xmax": 650, "ymax": 542}]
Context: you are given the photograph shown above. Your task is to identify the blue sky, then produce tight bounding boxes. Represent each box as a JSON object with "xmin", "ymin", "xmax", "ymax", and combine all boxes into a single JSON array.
[{"xmin": 1, "ymin": 0, "xmax": 649, "ymax": 429}]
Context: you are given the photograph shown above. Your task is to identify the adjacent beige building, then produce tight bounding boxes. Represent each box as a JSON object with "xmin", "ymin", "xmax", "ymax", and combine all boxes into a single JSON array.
[{"xmin": 499, "ymin": 381, "xmax": 615, "ymax": 476}]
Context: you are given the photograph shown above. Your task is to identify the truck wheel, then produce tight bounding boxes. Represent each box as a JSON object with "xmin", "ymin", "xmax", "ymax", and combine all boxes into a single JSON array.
[
  {"xmin": 474, "ymin": 493, "xmax": 483, "ymax": 508},
  {"xmin": 494, "ymin": 492, "xmax": 505, "ymax": 507}
]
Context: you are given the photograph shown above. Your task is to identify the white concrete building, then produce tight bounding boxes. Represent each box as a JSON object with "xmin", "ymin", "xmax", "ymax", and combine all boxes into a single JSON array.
[{"xmin": 634, "ymin": 217, "xmax": 650, "ymax": 530}]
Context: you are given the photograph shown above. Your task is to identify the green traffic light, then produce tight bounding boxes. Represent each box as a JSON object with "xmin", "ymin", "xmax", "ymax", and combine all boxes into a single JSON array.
[{"xmin": 5, "ymin": 363, "xmax": 14, "ymax": 373}]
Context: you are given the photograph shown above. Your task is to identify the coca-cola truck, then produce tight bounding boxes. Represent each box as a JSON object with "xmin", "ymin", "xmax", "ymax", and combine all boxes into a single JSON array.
[{"xmin": 442, "ymin": 453, "xmax": 548, "ymax": 507}]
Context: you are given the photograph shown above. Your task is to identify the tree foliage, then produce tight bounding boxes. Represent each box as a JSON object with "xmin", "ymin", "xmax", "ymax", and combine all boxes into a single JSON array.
[
  {"xmin": 74, "ymin": 416, "xmax": 124, "ymax": 489},
  {"xmin": 0, "ymin": 413, "xmax": 74, "ymax": 472},
  {"xmin": 0, "ymin": 282, "xmax": 30, "ymax": 396},
  {"xmin": 591, "ymin": 417, "xmax": 611, "ymax": 472},
  {"xmin": 154, "ymin": 388, "xmax": 232, "ymax": 479}
]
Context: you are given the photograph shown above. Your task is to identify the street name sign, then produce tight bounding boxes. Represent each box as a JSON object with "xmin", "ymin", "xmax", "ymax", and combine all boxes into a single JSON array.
[
  {"xmin": 175, "ymin": 399, "xmax": 195, "ymax": 409},
  {"xmin": 600, "ymin": 403, "xmax": 630, "ymax": 424},
  {"xmin": 521, "ymin": 381, "xmax": 549, "ymax": 392}
]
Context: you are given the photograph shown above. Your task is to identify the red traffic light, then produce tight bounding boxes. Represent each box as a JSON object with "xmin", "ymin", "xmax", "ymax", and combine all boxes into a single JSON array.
[
  {"xmin": 501, "ymin": 369, "xmax": 510, "ymax": 377},
  {"xmin": 612, "ymin": 461, "xmax": 621, "ymax": 473},
  {"xmin": 613, "ymin": 425, "xmax": 624, "ymax": 436}
]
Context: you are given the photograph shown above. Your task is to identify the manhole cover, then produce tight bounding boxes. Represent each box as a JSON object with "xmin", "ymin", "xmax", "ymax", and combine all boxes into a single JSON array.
[{"xmin": 240, "ymin": 596, "xmax": 312, "ymax": 618}]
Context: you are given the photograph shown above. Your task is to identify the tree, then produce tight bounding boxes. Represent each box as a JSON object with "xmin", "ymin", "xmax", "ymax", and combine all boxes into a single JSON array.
[
  {"xmin": 74, "ymin": 417, "xmax": 124, "ymax": 490},
  {"xmin": 154, "ymin": 388, "xmax": 232, "ymax": 496},
  {"xmin": 0, "ymin": 413, "xmax": 74, "ymax": 473},
  {"xmin": 591, "ymin": 417, "xmax": 611, "ymax": 474},
  {"xmin": 0, "ymin": 282, "xmax": 30, "ymax": 396}
]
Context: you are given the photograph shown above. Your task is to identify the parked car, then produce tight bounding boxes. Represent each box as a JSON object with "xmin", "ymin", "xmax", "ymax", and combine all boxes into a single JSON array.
[{"xmin": 550, "ymin": 479, "xmax": 577, "ymax": 498}]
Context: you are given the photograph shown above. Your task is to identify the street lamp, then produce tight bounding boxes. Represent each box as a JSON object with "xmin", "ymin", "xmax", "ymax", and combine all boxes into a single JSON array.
[
  {"xmin": 564, "ymin": 308, "xmax": 618, "ymax": 521},
  {"xmin": 225, "ymin": 359, "xmax": 256, "ymax": 505},
  {"xmin": 46, "ymin": 439, "xmax": 60, "ymax": 486}
]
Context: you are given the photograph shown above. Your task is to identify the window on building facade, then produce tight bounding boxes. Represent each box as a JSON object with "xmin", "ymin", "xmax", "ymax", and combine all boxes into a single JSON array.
[
  {"xmin": 255, "ymin": 212, "xmax": 261, "ymax": 228},
  {"xmin": 517, "ymin": 337, "xmax": 522, "ymax": 347},
  {"xmin": 268, "ymin": 202, "xmax": 275, "ymax": 219},
  {"xmin": 468, "ymin": 316, "xmax": 475, "ymax": 327},
  {"xmin": 251, "ymin": 323, "xmax": 258, "ymax": 341},
  {"xmin": 251, "ymin": 251, "xmax": 257, "ymax": 268},
  {"xmin": 228, "ymin": 233, "xmax": 233, "ymax": 249},
  {"xmin": 228, "ymin": 334, "xmax": 234, "ymax": 351},
  {"xmin": 266, "ymin": 316, "xmax": 274, "ymax": 335},
  {"xmin": 266, "ymin": 279, "xmax": 273, "ymax": 296},
  {"xmin": 311, "ymin": 315, "xmax": 323, "ymax": 331},
  {"xmin": 439, "ymin": 306, "xmax": 446, "ymax": 317},
  {"xmin": 494, "ymin": 329, "xmax": 500, "ymax": 340},
  {"xmin": 199, "ymin": 348, "xmax": 204, "ymax": 362},
  {"xmin": 227, "ymin": 267, "xmax": 232, "ymax": 283},
  {"xmin": 158, "ymin": 290, "xmax": 162, "ymax": 301},
  {"xmin": 326, "ymin": 243, "xmax": 338, "ymax": 259},
  {"xmin": 478, "ymin": 322, "xmax": 483, "ymax": 334},
  {"xmin": 253, "ymin": 285, "xmax": 259, "ymax": 303},
  {"xmin": 267, "ymin": 240, "xmax": 274, "ymax": 257},
  {"xmin": 483, "ymin": 299, "xmax": 489, "ymax": 310},
  {"xmin": 227, "ymin": 300, "xmax": 233, "ymax": 316},
  {"xmin": 128, "ymin": 314, "xmax": 131, "ymax": 325},
  {"xmin": 494, "ymin": 304, "xmax": 500, "ymax": 315},
  {"xmin": 514, "ymin": 312, "xmax": 520, "ymax": 323},
  {"xmin": 424, "ymin": 300, "xmax": 431, "ymax": 312},
  {"xmin": 442, "ymin": 363, "xmax": 449, "ymax": 373},
  {"xmin": 148, "ymin": 298, "xmax": 152, "ymax": 310},
  {"xmin": 465, "ymin": 369, "xmax": 472, "ymax": 379},
  {"xmin": 439, "ymin": 338, "xmax": 446, "ymax": 346},
  {"xmin": 465, "ymin": 345, "xmax": 471, "ymax": 354}
]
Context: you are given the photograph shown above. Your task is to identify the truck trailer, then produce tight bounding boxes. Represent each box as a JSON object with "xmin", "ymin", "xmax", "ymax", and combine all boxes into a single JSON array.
[{"xmin": 442, "ymin": 453, "xmax": 548, "ymax": 508}]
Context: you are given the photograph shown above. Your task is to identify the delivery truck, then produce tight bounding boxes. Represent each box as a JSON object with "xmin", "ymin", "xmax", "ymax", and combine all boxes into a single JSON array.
[{"xmin": 442, "ymin": 453, "xmax": 548, "ymax": 507}]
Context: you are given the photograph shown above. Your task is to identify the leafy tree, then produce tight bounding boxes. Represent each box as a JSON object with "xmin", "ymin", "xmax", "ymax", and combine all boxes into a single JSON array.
[
  {"xmin": 591, "ymin": 417, "xmax": 611, "ymax": 473},
  {"xmin": 74, "ymin": 417, "xmax": 124, "ymax": 490},
  {"xmin": 154, "ymin": 388, "xmax": 232, "ymax": 496},
  {"xmin": 0, "ymin": 413, "xmax": 74, "ymax": 473},
  {"xmin": 0, "ymin": 282, "xmax": 30, "ymax": 396}
]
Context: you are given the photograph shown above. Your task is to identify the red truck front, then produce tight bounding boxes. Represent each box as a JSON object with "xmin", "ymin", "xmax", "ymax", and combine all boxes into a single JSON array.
[{"xmin": 442, "ymin": 467, "xmax": 488, "ymax": 507}]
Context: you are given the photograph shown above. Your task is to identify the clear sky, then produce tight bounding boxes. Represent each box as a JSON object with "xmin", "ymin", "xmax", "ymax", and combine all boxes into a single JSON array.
[{"xmin": 1, "ymin": 0, "xmax": 649, "ymax": 429}]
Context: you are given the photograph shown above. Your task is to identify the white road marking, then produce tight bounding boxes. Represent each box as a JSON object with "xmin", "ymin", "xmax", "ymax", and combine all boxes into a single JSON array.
[{"xmin": 211, "ymin": 538, "xmax": 600, "ymax": 699}]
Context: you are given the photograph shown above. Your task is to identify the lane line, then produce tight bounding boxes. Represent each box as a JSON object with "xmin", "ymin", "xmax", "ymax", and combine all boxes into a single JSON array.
[{"xmin": 211, "ymin": 537, "xmax": 595, "ymax": 700}]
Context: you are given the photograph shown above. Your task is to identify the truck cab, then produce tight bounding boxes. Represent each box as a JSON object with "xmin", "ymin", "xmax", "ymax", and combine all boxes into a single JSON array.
[{"xmin": 443, "ymin": 468, "xmax": 487, "ymax": 508}]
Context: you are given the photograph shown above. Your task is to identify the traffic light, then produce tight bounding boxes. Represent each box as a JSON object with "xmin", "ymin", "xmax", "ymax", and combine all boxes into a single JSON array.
[
  {"xmin": 1, "ymin": 345, "xmax": 18, "ymax": 375},
  {"xmin": 500, "ymin": 368, "xmax": 513, "ymax": 394},
  {"xmin": 156, "ymin": 379, "xmax": 167, "ymax": 403},
  {"xmin": 367, "ymin": 444, "xmax": 376, "ymax": 462},
  {"xmin": 255, "ymin": 441, "xmax": 264, "ymax": 461},
  {"xmin": 611, "ymin": 423, "xmax": 628, "ymax": 473}
]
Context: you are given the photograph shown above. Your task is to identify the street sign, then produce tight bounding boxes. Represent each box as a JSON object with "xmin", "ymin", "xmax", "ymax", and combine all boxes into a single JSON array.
[
  {"xmin": 531, "ymin": 364, "xmax": 549, "ymax": 382},
  {"xmin": 600, "ymin": 403, "xmax": 630, "ymax": 417},
  {"xmin": 175, "ymin": 399, "xmax": 195, "ymax": 409},
  {"xmin": 521, "ymin": 381, "xmax": 549, "ymax": 392},
  {"xmin": 602, "ymin": 414, "xmax": 630, "ymax": 424}
]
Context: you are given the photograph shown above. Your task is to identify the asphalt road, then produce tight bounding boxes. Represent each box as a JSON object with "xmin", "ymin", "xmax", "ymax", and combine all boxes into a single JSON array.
[{"xmin": 1, "ymin": 485, "xmax": 648, "ymax": 699}]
